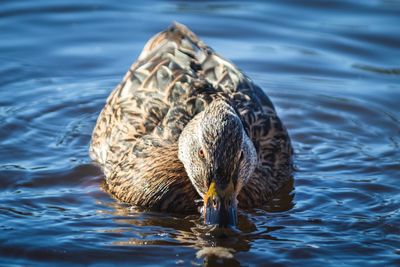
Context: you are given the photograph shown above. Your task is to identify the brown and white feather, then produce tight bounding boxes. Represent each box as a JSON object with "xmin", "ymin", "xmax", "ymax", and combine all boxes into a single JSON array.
[{"xmin": 90, "ymin": 22, "xmax": 293, "ymax": 212}]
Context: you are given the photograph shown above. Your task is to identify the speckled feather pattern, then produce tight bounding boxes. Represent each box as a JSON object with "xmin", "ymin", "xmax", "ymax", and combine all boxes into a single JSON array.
[{"xmin": 90, "ymin": 22, "xmax": 293, "ymax": 212}]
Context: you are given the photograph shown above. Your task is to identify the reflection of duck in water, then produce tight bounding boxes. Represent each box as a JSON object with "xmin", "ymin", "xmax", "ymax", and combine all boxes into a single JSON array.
[
  {"xmin": 99, "ymin": 181, "xmax": 295, "ymax": 265},
  {"xmin": 90, "ymin": 22, "xmax": 293, "ymax": 227}
]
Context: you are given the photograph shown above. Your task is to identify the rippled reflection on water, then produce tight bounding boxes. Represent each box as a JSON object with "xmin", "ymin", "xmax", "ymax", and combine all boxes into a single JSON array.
[{"xmin": 0, "ymin": 0, "xmax": 399, "ymax": 266}]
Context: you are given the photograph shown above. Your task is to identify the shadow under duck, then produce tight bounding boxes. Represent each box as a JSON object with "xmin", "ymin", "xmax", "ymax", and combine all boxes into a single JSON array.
[{"xmin": 90, "ymin": 22, "xmax": 293, "ymax": 227}]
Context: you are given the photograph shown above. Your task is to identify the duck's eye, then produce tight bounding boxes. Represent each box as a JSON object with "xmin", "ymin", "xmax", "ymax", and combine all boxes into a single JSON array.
[
  {"xmin": 199, "ymin": 149, "xmax": 205, "ymax": 158},
  {"xmin": 239, "ymin": 150, "xmax": 244, "ymax": 161}
]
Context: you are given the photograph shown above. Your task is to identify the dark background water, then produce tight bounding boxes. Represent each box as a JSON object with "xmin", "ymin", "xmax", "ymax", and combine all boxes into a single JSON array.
[{"xmin": 0, "ymin": 0, "xmax": 399, "ymax": 266}]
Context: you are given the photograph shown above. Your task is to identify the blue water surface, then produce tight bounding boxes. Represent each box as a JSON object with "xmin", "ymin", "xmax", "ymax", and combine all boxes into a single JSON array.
[{"xmin": 0, "ymin": 1, "xmax": 399, "ymax": 266}]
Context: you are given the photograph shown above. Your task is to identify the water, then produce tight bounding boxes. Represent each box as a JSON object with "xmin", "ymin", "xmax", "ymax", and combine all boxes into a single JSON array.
[{"xmin": 0, "ymin": 0, "xmax": 399, "ymax": 266}]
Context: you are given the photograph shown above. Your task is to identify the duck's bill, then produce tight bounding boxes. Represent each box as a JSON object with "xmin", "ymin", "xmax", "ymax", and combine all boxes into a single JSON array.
[{"xmin": 204, "ymin": 198, "xmax": 237, "ymax": 227}]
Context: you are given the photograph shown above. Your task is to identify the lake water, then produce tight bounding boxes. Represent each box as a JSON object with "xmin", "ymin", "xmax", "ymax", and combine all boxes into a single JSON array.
[{"xmin": 0, "ymin": 0, "xmax": 399, "ymax": 266}]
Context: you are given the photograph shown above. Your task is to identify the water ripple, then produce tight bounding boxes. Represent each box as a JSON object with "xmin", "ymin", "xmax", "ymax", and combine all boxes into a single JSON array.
[{"xmin": 0, "ymin": 0, "xmax": 399, "ymax": 266}]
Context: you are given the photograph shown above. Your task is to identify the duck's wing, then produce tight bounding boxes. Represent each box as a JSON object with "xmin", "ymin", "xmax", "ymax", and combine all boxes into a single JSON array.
[{"xmin": 90, "ymin": 23, "xmax": 209, "ymax": 175}]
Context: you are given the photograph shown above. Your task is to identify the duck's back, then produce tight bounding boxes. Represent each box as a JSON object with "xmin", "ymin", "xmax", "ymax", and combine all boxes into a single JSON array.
[{"xmin": 90, "ymin": 23, "xmax": 292, "ymax": 209}]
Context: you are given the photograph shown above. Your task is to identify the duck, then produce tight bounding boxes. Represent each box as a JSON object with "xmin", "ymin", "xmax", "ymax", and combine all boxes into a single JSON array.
[{"xmin": 90, "ymin": 22, "xmax": 293, "ymax": 227}]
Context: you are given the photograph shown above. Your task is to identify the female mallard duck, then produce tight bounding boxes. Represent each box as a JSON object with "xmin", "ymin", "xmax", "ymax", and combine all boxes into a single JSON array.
[{"xmin": 90, "ymin": 22, "xmax": 293, "ymax": 227}]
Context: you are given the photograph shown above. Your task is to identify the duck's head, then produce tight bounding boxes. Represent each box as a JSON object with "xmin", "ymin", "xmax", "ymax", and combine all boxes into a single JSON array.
[{"xmin": 178, "ymin": 100, "xmax": 257, "ymax": 227}]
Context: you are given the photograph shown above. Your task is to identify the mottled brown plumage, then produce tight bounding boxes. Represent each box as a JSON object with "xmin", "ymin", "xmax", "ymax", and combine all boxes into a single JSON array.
[{"xmin": 90, "ymin": 22, "xmax": 293, "ymax": 213}]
